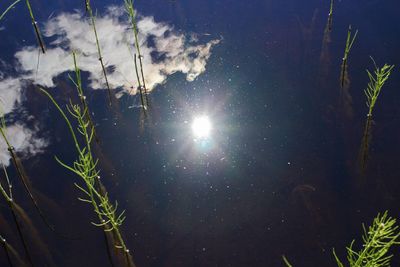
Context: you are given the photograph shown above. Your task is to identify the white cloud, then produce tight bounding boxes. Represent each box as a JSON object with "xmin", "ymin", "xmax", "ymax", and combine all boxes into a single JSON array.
[
  {"xmin": 0, "ymin": 6, "xmax": 220, "ymax": 166},
  {"xmin": 0, "ymin": 77, "xmax": 23, "ymax": 115},
  {"xmin": 0, "ymin": 123, "xmax": 48, "ymax": 166},
  {"xmin": 11, "ymin": 7, "xmax": 220, "ymax": 94}
]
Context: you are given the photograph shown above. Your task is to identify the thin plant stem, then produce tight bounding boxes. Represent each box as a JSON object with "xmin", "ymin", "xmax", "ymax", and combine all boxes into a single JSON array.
[
  {"xmin": 138, "ymin": 54, "xmax": 149, "ymax": 107},
  {"xmin": 124, "ymin": 0, "xmax": 150, "ymax": 108},
  {"xmin": 0, "ymin": 115, "xmax": 61, "ymax": 237},
  {"xmin": 1, "ymin": 233, "xmax": 29, "ymax": 267},
  {"xmin": 0, "ymin": 235, "xmax": 14, "ymax": 267},
  {"xmin": 10, "ymin": 205, "xmax": 34, "ymax": 267},
  {"xmin": 103, "ymin": 231, "xmax": 116, "ymax": 267},
  {"xmin": 328, "ymin": 0, "xmax": 334, "ymax": 31},
  {"xmin": 126, "ymin": 43, "xmax": 146, "ymax": 114},
  {"xmin": 85, "ymin": 1, "xmax": 113, "ymax": 106},
  {"xmin": 40, "ymin": 88, "xmax": 136, "ymax": 267},
  {"xmin": 70, "ymin": 52, "xmax": 100, "ymax": 144},
  {"xmin": 0, "ymin": 0, "xmax": 21, "ymax": 21},
  {"xmin": 359, "ymin": 59, "xmax": 394, "ymax": 173},
  {"xmin": 340, "ymin": 25, "xmax": 358, "ymax": 88},
  {"xmin": 25, "ymin": 0, "xmax": 45, "ymax": 53},
  {"xmin": 282, "ymin": 255, "xmax": 293, "ymax": 267},
  {"xmin": 0, "ymin": 167, "xmax": 34, "ymax": 267},
  {"xmin": 134, "ymin": 54, "xmax": 146, "ymax": 113},
  {"xmin": 359, "ymin": 115, "xmax": 372, "ymax": 174}
]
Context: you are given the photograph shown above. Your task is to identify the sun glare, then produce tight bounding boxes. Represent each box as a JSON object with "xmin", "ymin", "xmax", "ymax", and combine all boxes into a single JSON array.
[{"xmin": 192, "ymin": 116, "xmax": 211, "ymax": 139}]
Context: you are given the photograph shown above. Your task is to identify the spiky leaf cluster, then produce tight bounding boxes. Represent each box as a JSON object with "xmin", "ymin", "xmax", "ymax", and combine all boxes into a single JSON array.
[
  {"xmin": 333, "ymin": 211, "xmax": 400, "ymax": 267},
  {"xmin": 342, "ymin": 25, "xmax": 358, "ymax": 62},
  {"xmin": 40, "ymin": 89, "xmax": 126, "ymax": 240},
  {"xmin": 364, "ymin": 59, "xmax": 394, "ymax": 116}
]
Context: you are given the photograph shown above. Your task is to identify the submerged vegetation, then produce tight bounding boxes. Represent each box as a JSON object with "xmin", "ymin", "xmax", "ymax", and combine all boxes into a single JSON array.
[
  {"xmin": 0, "ymin": 166, "xmax": 34, "ymax": 266},
  {"xmin": 124, "ymin": 0, "xmax": 149, "ymax": 112},
  {"xmin": 1, "ymin": 0, "xmax": 46, "ymax": 53},
  {"xmin": 40, "ymin": 88, "xmax": 136, "ymax": 267},
  {"xmin": 25, "ymin": 0, "xmax": 46, "ymax": 54},
  {"xmin": 320, "ymin": 0, "xmax": 334, "ymax": 73},
  {"xmin": 340, "ymin": 25, "xmax": 358, "ymax": 89},
  {"xmin": 328, "ymin": 0, "xmax": 334, "ymax": 32},
  {"xmin": 359, "ymin": 59, "xmax": 394, "ymax": 173},
  {"xmin": 85, "ymin": 0, "xmax": 113, "ymax": 106},
  {"xmin": 337, "ymin": 25, "xmax": 358, "ymax": 121},
  {"xmin": 0, "ymin": 0, "xmax": 400, "ymax": 266},
  {"xmin": 0, "ymin": 233, "xmax": 25, "ymax": 267},
  {"xmin": 333, "ymin": 212, "xmax": 400, "ymax": 267},
  {"xmin": 70, "ymin": 51, "xmax": 100, "ymax": 144},
  {"xmin": 0, "ymin": 112, "xmax": 63, "ymax": 238},
  {"xmin": 284, "ymin": 212, "xmax": 400, "ymax": 267}
]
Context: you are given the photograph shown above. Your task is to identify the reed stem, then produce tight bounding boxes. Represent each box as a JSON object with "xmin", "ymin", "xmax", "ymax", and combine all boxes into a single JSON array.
[
  {"xmin": 0, "ymin": 167, "xmax": 34, "ymax": 267},
  {"xmin": 359, "ymin": 114, "xmax": 372, "ymax": 173},
  {"xmin": 25, "ymin": 0, "xmax": 45, "ymax": 53},
  {"xmin": 134, "ymin": 54, "xmax": 146, "ymax": 113},
  {"xmin": 359, "ymin": 59, "xmax": 394, "ymax": 172},
  {"xmin": 10, "ymin": 205, "xmax": 34, "ymax": 267},
  {"xmin": 0, "ymin": 235, "xmax": 14, "ymax": 267},
  {"xmin": 124, "ymin": 0, "xmax": 150, "ymax": 109},
  {"xmin": 0, "ymin": 116, "xmax": 60, "ymax": 236},
  {"xmin": 70, "ymin": 52, "xmax": 100, "ymax": 144},
  {"xmin": 340, "ymin": 25, "xmax": 358, "ymax": 88},
  {"xmin": 328, "ymin": 0, "xmax": 334, "ymax": 31},
  {"xmin": 41, "ymin": 88, "xmax": 136, "ymax": 267},
  {"xmin": 85, "ymin": 1, "xmax": 113, "ymax": 106}
]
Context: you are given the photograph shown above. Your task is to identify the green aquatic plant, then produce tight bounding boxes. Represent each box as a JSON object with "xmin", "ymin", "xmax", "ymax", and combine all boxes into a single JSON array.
[
  {"xmin": 364, "ymin": 60, "xmax": 394, "ymax": 117},
  {"xmin": 69, "ymin": 51, "xmax": 100, "ymax": 143},
  {"xmin": 282, "ymin": 255, "xmax": 293, "ymax": 267},
  {"xmin": 124, "ymin": 0, "xmax": 150, "ymax": 109},
  {"xmin": 328, "ymin": 0, "xmax": 334, "ymax": 31},
  {"xmin": 333, "ymin": 211, "xmax": 400, "ymax": 267},
  {"xmin": 0, "ymin": 112, "xmax": 61, "ymax": 237},
  {"xmin": 0, "ymin": 234, "xmax": 13, "ymax": 267},
  {"xmin": 320, "ymin": 0, "xmax": 333, "ymax": 69},
  {"xmin": 126, "ymin": 42, "xmax": 147, "ymax": 116},
  {"xmin": 134, "ymin": 50, "xmax": 146, "ymax": 113},
  {"xmin": 0, "ymin": 0, "xmax": 21, "ymax": 21},
  {"xmin": 1, "ymin": 233, "xmax": 26, "ymax": 267},
  {"xmin": 40, "ymin": 88, "xmax": 136, "ymax": 267},
  {"xmin": 0, "ymin": 165, "xmax": 34, "ymax": 267},
  {"xmin": 340, "ymin": 25, "xmax": 358, "ymax": 88},
  {"xmin": 283, "ymin": 212, "xmax": 400, "ymax": 267},
  {"xmin": 85, "ymin": 0, "xmax": 113, "ymax": 106},
  {"xmin": 359, "ymin": 59, "xmax": 394, "ymax": 172},
  {"xmin": 25, "ymin": 0, "xmax": 45, "ymax": 53}
]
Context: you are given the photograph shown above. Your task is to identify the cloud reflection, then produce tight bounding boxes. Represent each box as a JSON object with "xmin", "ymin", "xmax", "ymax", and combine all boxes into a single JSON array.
[
  {"xmin": 16, "ymin": 6, "xmax": 220, "ymax": 93},
  {"xmin": 0, "ymin": 5, "xmax": 220, "ymax": 165},
  {"xmin": 0, "ymin": 123, "xmax": 48, "ymax": 166}
]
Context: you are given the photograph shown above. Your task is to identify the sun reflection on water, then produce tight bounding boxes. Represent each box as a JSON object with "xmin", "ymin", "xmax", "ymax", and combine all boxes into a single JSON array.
[{"xmin": 192, "ymin": 115, "xmax": 211, "ymax": 139}]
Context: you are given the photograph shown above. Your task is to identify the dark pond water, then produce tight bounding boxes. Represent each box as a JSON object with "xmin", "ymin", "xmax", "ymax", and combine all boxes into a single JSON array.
[{"xmin": 1, "ymin": 0, "xmax": 400, "ymax": 266}]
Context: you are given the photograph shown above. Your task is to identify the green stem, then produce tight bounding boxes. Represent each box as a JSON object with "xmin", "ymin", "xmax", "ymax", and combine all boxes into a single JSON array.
[
  {"xmin": 328, "ymin": 0, "xmax": 334, "ymax": 31},
  {"xmin": 39, "ymin": 88, "xmax": 80, "ymax": 152},
  {"xmin": 0, "ymin": 0, "xmax": 21, "ymax": 21},
  {"xmin": 86, "ymin": 4, "xmax": 112, "ymax": 106},
  {"xmin": 125, "ymin": 0, "xmax": 149, "ymax": 108},
  {"xmin": 10, "ymin": 203, "xmax": 34, "ymax": 267},
  {"xmin": 25, "ymin": 0, "xmax": 45, "ymax": 53},
  {"xmin": 134, "ymin": 54, "xmax": 146, "ymax": 113}
]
